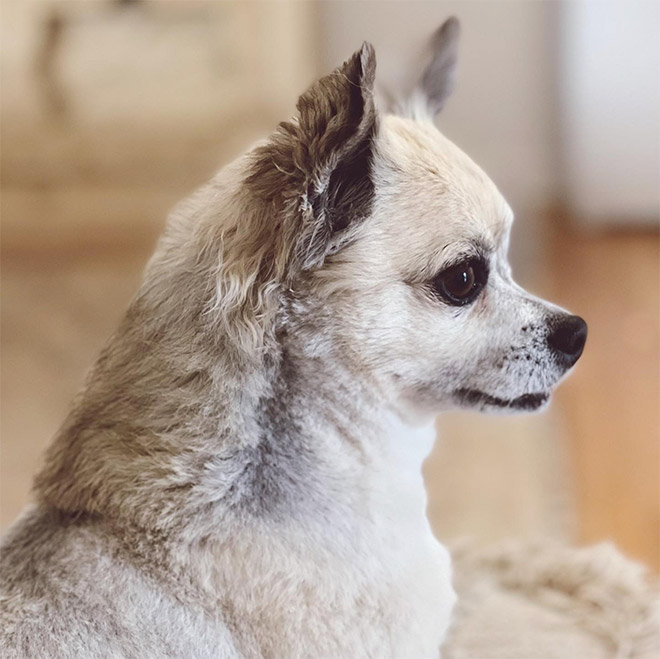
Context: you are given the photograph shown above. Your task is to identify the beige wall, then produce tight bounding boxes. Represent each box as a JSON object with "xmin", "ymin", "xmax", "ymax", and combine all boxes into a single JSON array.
[
  {"xmin": 4, "ymin": 1, "xmax": 657, "ymax": 257},
  {"xmin": 560, "ymin": 0, "xmax": 660, "ymax": 226}
]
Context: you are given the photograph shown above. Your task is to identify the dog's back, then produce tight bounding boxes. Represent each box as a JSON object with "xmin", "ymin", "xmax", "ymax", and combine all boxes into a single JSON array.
[{"xmin": 0, "ymin": 507, "xmax": 239, "ymax": 659}]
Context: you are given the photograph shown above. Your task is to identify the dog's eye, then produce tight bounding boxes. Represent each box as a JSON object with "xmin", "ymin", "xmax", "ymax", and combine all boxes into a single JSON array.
[{"xmin": 431, "ymin": 259, "xmax": 487, "ymax": 306}]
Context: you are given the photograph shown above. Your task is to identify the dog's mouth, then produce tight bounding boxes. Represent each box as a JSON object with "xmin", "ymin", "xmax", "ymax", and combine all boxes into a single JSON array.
[{"xmin": 454, "ymin": 388, "xmax": 549, "ymax": 411}]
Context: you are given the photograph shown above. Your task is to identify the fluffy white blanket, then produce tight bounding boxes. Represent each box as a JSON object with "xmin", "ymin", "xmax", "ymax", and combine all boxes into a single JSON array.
[{"xmin": 444, "ymin": 541, "xmax": 659, "ymax": 659}]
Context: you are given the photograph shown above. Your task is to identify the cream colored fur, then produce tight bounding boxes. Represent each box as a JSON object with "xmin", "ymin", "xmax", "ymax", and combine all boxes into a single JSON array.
[{"xmin": 0, "ymin": 19, "xmax": 585, "ymax": 658}]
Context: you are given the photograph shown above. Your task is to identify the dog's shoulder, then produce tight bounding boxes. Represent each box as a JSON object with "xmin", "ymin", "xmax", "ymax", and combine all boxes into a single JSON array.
[{"xmin": 0, "ymin": 506, "xmax": 239, "ymax": 659}]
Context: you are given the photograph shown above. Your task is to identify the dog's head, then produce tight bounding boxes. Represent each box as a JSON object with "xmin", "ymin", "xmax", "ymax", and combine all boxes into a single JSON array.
[{"xmin": 214, "ymin": 18, "xmax": 586, "ymax": 417}]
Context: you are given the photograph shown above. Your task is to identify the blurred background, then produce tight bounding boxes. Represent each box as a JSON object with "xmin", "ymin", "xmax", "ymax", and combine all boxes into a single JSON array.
[{"xmin": 2, "ymin": 1, "xmax": 658, "ymax": 571}]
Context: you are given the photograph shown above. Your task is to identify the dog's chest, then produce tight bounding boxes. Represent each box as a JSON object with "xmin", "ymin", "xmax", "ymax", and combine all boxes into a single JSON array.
[
  {"xmin": 365, "ymin": 417, "xmax": 455, "ymax": 654},
  {"xmin": 215, "ymin": 518, "xmax": 453, "ymax": 658},
  {"xmin": 203, "ymin": 417, "xmax": 455, "ymax": 658}
]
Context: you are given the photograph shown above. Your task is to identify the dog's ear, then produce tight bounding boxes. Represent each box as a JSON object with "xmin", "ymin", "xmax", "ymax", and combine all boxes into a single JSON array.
[
  {"xmin": 247, "ymin": 42, "xmax": 378, "ymax": 272},
  {"xmin": 413, "ymin": 17, "xmax": 461, "ymax": 117}
]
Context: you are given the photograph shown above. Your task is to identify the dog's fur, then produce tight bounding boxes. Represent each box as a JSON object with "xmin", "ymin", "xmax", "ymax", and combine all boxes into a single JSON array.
[{"xmin": 0, "ymin": 19, "xmax": 585, "ymax": 658}]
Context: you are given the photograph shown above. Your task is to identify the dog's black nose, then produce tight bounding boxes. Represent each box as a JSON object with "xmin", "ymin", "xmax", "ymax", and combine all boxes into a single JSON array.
[{"xmin": 547, "ymin": 315, "xmax": 587, "ymax": 367}]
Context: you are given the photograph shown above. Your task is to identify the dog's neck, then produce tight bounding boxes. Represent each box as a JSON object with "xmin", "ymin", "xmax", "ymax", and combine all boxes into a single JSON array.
[
  {"xmin": 192, "ymin": 328, "xmax": 436, "ymax": 533},
  {"xmin": 35, "ymin": 298, "xmax": 435, "ymax": 543}
]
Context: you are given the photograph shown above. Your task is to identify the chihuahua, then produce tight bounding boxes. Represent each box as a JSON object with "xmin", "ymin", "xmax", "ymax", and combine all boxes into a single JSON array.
[{"xmin": 0, "ymin": 18, "xmax": 586, "ymax": 658}]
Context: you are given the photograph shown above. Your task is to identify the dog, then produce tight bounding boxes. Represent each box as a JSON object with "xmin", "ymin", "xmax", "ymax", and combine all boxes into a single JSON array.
[{"xmin": 0, "ymin": 18, "xmax": 586, "ymax": 658}]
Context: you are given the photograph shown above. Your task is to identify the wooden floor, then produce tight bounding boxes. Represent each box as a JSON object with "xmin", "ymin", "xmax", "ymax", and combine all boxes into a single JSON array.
[{"xmin": 548, "ymin": 227, "xmax": 660, "ymax": 570}]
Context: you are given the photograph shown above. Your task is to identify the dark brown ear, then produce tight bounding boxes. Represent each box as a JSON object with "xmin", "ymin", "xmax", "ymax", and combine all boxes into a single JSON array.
[
  {"xmin": 417, "ymin": 17, "xmax": 460, "ymax": 115},
  {"xmin": 247, "ymin": 42, "xmax": 378, "ymax": 272}
]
